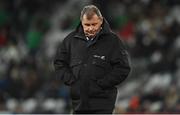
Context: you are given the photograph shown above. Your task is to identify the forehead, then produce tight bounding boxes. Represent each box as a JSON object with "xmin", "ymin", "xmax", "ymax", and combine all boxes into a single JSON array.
[{"xmin": 82, "ymin": 14, "xmax": 101, "ymax": 23}]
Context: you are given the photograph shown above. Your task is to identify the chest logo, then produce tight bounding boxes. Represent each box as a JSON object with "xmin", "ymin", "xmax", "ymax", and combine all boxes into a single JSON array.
[{"xmin": 93, "ymin": 55, "xmax": 106, "ymax": 60}]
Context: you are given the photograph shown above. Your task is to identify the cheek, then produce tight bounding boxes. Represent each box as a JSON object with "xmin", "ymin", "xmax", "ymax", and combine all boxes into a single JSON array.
[
  {"xmin": 83, "ymin": 27, "xmax": 88, "ymax": 32},
  {"xmin": 85, "ymin": 29, "xmax": 89, "ymax": 32},
  {"xmin": 95, "ymin": 27, "xmax": 99, "ymax": 30},
  {"xmin": 95, "ymin": 26, "xmax": 100, "ymax": 31}
]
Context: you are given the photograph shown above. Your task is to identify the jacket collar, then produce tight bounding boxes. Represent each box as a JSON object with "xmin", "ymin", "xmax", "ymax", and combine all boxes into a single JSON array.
[{"xmin": 74, "ymin": 18, "xmax": 112, "ymax": 40}]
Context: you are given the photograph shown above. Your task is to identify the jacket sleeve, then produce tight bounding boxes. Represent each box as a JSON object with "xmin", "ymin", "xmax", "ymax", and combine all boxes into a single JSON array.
[
  {"xmin": 53, "ymin": 38, "xmax": 75, "ymax": 86},
  {"xmin": 97, "ymin": 37, "xmax": 131, "ymax": 89}
]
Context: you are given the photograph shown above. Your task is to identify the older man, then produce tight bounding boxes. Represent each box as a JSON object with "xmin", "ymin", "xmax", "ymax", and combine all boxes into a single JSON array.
[{"xmin": 54, "ymin": 5, "xmax": 131, "ymax": 114}]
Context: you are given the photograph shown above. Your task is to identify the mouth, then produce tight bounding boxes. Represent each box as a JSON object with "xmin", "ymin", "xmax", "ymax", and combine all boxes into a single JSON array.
[
  {"xmin": 85, "ymin": 32, "xmax": 96, "ymax": 36},
  {"xmin": 85, "ymin": 34, "xmax": 96, "ymax": 38}
]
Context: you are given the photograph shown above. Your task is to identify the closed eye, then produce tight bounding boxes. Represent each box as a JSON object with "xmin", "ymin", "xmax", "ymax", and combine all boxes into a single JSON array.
[
  {"xmin": 92, "ymin": 23, "xmax": 97, "ymax": 26},
  {"xmin": 85, "ymin": 24, "xmax": 90, "ymax": 26}
]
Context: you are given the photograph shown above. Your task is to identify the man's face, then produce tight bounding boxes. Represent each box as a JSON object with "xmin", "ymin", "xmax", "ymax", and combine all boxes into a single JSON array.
[{"xmin": 81, "ymin": 14, "xmax": 103, "ymax": 38}]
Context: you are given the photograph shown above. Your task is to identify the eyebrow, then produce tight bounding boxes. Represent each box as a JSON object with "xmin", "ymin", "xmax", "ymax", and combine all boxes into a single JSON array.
[{"xmin": 84, "ymin": 23, "xmax": 98, "ymax": 26}]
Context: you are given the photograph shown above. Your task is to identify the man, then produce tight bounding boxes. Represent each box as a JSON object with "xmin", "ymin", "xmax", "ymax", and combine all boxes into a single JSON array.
[{"xmin": 54, "ymin": 5, "xmax": 131, "ymax": 114}]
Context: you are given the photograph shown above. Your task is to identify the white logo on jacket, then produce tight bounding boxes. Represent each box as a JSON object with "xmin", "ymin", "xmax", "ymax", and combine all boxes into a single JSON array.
[{"xmin": 93, "ymin": 55, "xmax": 106, "ymax": 60}]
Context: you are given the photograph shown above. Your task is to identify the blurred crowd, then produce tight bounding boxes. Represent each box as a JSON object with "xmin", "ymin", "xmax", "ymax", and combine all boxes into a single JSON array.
[
  {"xmin": 0, "ymin": 0, "xmax": 70, "ymax": 113},
  {"xmin": 0, "ymin": 0, "xmax": 180, "ymax": 114}
]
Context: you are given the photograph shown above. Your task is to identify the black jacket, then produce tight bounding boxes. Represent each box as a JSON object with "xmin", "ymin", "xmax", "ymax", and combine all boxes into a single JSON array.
[{"xmin": 54, "ymin": 19, "xmax": 131, "ymax": 112}]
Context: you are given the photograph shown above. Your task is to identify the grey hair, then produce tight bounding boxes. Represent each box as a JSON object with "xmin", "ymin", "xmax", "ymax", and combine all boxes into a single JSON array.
[{"xmin": 80, "ymin": 5, "xmax": 103, "ymax": 20}]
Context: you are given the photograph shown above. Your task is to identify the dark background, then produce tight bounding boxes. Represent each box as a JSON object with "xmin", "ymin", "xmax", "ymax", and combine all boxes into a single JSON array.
[{"xmin": 0, "ymin": 0, "xmax": 180, "ymax": 114}]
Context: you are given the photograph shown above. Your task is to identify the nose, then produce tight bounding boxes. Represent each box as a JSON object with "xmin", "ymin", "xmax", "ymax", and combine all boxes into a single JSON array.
[{"xmin": 88, "ymin": 26, "xmax": 93, "ymax": 31}]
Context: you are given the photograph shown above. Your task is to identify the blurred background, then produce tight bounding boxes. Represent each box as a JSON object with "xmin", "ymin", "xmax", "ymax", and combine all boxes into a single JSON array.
[{"xmin": 0, "ymin": 0, "xmax": 180, "ymax": 114}]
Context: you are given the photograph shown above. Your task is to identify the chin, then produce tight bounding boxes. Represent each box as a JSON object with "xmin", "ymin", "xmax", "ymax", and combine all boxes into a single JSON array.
[
  {"xmin": 88, "ymin": 35, "xmax": 96, "ymax": 38},
  {"xmin": 86, "ymin": 34, "xmax": 96, "ymax": 37}
]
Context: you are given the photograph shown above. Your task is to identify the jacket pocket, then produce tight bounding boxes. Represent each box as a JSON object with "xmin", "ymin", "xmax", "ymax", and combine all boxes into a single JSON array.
[
  {"xmin": 91, "ymin": 58, "xmax": 111, "ymax": 80},
  {"xmin": 69, "ymin": 59, "xmax": 82, "ymax": 100},
  {"xmin": 89, "ymin": 79, "xmax": 108, "ymax": 98},
  {"xmin": 70, "ymin": 58, "xmax": 82, "ymax": 79},
  {"xmin": 70, "ymin": 79, "xmax": 80, "ymax": 100}
]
